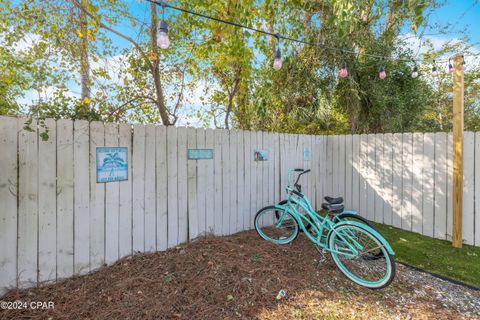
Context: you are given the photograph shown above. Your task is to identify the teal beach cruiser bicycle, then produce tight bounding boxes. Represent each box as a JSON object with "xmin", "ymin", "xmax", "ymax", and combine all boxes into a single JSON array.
[{"xmin": 254, "ymin": 169, "xmax": 396, "ymax": 289}]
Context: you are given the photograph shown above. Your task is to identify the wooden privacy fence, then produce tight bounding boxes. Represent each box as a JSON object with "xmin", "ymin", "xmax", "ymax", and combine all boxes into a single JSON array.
[
  {"xmin": 1, "ymin": 116, "xmax": 479, "ymax": 294},
  {"xmin": 324, "ymin": 133, "xmax": 479, "ymax": 247},
  {"xmin": 0, "ymin": 116, "xmax": 323, "ymax": 294}
]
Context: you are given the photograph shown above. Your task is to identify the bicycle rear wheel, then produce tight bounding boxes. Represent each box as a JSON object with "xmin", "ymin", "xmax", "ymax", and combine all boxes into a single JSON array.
[
  {"xmin": 255, "ymin": 206, "xmax": 299, "ymax": 244},
  {"xmin": 328, "ymin": 224, "xmax": 395, "ymax": 289}
]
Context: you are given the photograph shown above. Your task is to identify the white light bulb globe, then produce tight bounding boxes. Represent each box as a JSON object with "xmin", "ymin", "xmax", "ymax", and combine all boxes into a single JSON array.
[
  {"xmin": 273, "ymin": 57, "xmax": 282, "ymax": 70},
  {"xmin": 157, "ymin": 31, "xmax": 170, "ymax": 49},
  {"xmin": 411, "ymin": 71, "xmax": 418, "ymax": 78}
]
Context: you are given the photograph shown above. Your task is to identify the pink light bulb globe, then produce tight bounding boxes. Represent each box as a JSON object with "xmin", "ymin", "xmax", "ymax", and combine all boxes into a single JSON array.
[
  {"xmin": 379, "ymin": 67, "xmax": 386, "ymax": 80},
  {"xmin": 339, "ymin": 67, "xmax": 348, "ymax": 78}
]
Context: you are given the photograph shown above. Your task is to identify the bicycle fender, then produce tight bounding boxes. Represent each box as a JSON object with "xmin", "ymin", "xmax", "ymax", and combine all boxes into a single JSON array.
[
  {"xmin": 329, "ymin": 221, "xmax": 395, "ymax": 255},
  {"xmin": 341, "ymin": 210, "xmax": 358, "ymax": 215}
]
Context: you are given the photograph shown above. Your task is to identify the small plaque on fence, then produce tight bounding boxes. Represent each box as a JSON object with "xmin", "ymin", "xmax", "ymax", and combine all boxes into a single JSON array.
[
  {"xmin": 96, "ymin": 147, "xmax": 128, "ymax": 183},
  {"xmin": 188, "ymin": 149, "xmax": 214, "ymax": 160},
  {"xmin": 254, "ymin": 150, "xmax": 268, "ymax": 161},
  {"xmin": 304, "ymin": 147, "xmax": 311, "ymax": 161}
]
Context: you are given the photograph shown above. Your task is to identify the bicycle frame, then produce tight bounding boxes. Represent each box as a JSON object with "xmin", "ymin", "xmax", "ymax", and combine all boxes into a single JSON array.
[{"xmin": 276, "ymin": 170, "xmax": 363, "ymax": 257}]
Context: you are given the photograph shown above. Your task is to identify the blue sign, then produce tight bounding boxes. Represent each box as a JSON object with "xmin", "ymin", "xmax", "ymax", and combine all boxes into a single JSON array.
[
  {"xmin": 96, "ymin": 147, "xmax": 128, "ymax": 183},
  {"xmin": 188, "ymin": 149, "xmax": 214, "ymax": 160},
  {"xmin": 304, "ymin": 147, "xmax": 311, "ymax": 161}
]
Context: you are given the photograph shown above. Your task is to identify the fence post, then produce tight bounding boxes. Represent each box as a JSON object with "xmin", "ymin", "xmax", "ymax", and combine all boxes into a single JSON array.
[{"xmin": 452, "ymin": 54, "xmax": 464, "ymax": 248}]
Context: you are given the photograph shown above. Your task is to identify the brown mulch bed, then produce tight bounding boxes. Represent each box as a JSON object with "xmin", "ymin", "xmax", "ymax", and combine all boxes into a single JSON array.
[{"xmin": 1, "ymin": 230, "xmax": 479, "ymax": 320}]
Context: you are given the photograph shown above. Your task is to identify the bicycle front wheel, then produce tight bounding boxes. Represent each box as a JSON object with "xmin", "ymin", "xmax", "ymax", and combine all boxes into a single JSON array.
[
  {"xmin": 255, "ymin": 206, "xmax": 299, "ymax": 244},
  {"xmin": 328, "ymin": 224, "xmax": 395, "ymax": 289}
]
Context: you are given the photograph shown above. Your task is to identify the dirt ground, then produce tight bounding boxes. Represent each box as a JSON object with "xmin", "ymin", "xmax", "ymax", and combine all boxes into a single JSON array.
[{"xmin": 1, "ymin": 230, "xmax": 479, "ymax": 320}]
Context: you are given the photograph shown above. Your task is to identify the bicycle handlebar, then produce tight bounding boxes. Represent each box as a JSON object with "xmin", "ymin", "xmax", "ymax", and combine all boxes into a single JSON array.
[{"xmin": 287, "ymin": 168, "xmax": 311, "ymax": 192}]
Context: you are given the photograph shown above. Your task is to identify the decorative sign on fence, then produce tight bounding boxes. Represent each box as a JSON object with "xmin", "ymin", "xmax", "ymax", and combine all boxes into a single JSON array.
[
  {"xmin": 96, "ymin": 147, "xmax": 128, "ymax": 183},
  {"xmin": 188, "ymin": 149, "xmax": 214, "ymax": 160},
  {"xmin": 254, "ymin": 149, "xmax": 268, "ymax": 161},
  {"xmin": 304, "ymin": 147, "xmax": 311, "ymax": 161}
]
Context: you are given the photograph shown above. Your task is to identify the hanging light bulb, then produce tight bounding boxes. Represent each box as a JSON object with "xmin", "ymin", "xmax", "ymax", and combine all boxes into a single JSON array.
[
  {"xmin": 378, "ymin": 66, "xmax": 386, "ymax": 80},
  {"xmin": 157, "ymin": 20, "xmax": 170, "ymax": 49},
  {"xmin": 272, "ymin": 34, "xmax": 282, "ymax": 70},
  {"xmin": 339, "ymin": 62, "xmax": 348, "ymax": 78},
  {"xmin": 411, "ymin": 65, "xmax": 419, "ymax": 78},
  {"xmin": 157, "ymin": 4, "xmax": 170, "ymax": 49},
  {"xmin": 431, "ymin": 60, "xmax": 438, "ymax": 76},
  {"xmin": 448, "ymin": 58, "xmax": 454, "ymax": 73},
  {"xmin": 273, "ymin": 48, "xmax": 282, "ymax": 70},
  {"xmin": 462, "ymin": 55, "xmax": 465, "ymax": 70}
]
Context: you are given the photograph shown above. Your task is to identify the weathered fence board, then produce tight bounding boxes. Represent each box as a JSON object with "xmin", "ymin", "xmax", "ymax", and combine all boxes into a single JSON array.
[
  {"xmin": 73, "ymin": 120, "xmax": 90, "ymax": 275},
  {"xmin": 391, "ymin": 133, "xmax": 403, "ymax": 229},
  {"xmin": 401, "ymin": 133, "xmax": 413, "ymax": 231},
  {"xmin": 38, "ymin": 118, "xmax": 57, "ymax": 283},
  {"xmin": 177, "ymin": 128, "xmax": 188, "ymax": 244},
  {"xmin": 89, "ymin": 121, "xmax": 105, "ymax": 269},
  {"xmin": 411, "ymin": 133, "xmax": 423, "ymax": 234},
  {"xmin": 119, "ymin": 123, "xmax": 133, "ymax": 256},
  {"xmin": 0, "ymin": 116, "xmax": 18, "ymax": 291},
  {"xmin": 132, "ymin": 124, "xmax": 145, "ymax": 252},
  {"xmin": 155, "ymin": 124, "xmax": 168, "ymax": 250},
  {"xmin": 166, "ymin": 126, "xmax": 178, "ymax": 247},
  {"xmin": 196, "ymin": 129, "xmax": 206, "ymax": 236},
  {"xmin": 18, "ymin": 118, "xmax": 38, "ymax": 288},
  {"xmin": 382, "ymin": 134, "xmax": 393, "ymax": 225},
  {"xmin": 187, "ymin": 127, "xmax": 198, "ymax": 239},
  {"xmin": 213, "ymin": 129, "xmax": 223, "ymax": 234},
  {"xmin": 463, "ymin": 132, "xmax": 474, "ymax": 245},
  {"xmin": 422, "ymin": 133, "xmax": 435, "ymax": 238},
  {"xmin": 475, "ymin": 132, "xmax": 480, "ymax": 246},
  {"xmin": 205, "ymin": 129, "xmax": 215, "ymax": 234},
  {"xmin": 434, "ymin": 132, "xmax": 448, "ymax": 240},
  {"xmin": 56, "ymin": 119, "xmax": 74, "ymax": 279},
  {"xmin": 105, "ymin": 123, "xmax": 120, "ymax": 263}
]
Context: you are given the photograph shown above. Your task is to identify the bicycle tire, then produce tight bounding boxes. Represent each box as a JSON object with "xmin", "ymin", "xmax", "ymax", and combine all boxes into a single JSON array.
[
  {"xmin": 328, "ymin": 223, "xmax": 396, "ymax": 289},
  {"xmin": 254, "ymin": 206, "xmax": 299, "ymax": 244}
]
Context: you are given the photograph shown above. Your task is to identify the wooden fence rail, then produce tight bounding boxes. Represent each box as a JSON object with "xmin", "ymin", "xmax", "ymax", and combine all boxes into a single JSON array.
[{"xmin": 0, "ymin": 116, "xmax": 479, "ymax": 295}]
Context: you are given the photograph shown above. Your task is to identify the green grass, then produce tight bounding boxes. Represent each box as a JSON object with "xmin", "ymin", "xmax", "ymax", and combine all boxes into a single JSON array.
[{"xmin": 374, "ymin": 223, "xmax": 480, "ymax": 288}]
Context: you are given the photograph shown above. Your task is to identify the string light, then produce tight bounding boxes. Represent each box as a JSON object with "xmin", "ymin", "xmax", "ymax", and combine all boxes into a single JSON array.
[
  {"xmin": 273, "ymin": 35, "xmax": 282, "ymax": 70},
  {"xmin": 431, "ymin": 60, "xmax": 438, "ymax": 76},
  {"xmin": 411, "ymin": 65, "xmax": 419, "ymax": 78},
  {"xmin": 148, "ymin": 0, "xmax": 472, "ymax": 75},
  {"xmin": 157, "ymin": 2, "xmax": 170, "ymax": 49},
  {"xmin": 448, "ymin": 58, "xmax": 454, "ymax": 73},
  {"xmin": 378, "ymin": 66, "xmax": 386, "ymax": 80},
  {"xmin": 339, "ymin": 62, "xmax": 348, "ymax": 78}
]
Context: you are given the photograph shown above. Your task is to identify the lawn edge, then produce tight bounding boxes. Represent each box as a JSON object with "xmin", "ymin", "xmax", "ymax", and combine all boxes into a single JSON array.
[{"xmin": 397, "ymin": 261, "xmax": 480, "ymax": 291}]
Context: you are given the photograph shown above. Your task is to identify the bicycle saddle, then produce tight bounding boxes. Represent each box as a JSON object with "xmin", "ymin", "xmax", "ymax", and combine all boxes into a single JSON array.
[
  {"xmin": 324, "ymin": 196, "xmax": 343, "ymax": 204},
  {"xmin": 321, "ymin": 202, "xmax": 344, "ymax": 214}
]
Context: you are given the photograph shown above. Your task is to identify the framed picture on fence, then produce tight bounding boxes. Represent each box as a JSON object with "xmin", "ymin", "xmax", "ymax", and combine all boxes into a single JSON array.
[{"xmin": 254, "ymin": 149, "xmax": 268, "ymax": 161}]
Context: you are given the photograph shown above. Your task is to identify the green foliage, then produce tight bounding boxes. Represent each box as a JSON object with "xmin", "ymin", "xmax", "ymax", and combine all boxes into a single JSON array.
[
  {"xmin": 376, "ymin": 223, "xmax": 480, "ymax": 288},
  {"xmin": 0, "ymin": 0, "xmax": 478, "ymax": 134}
]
